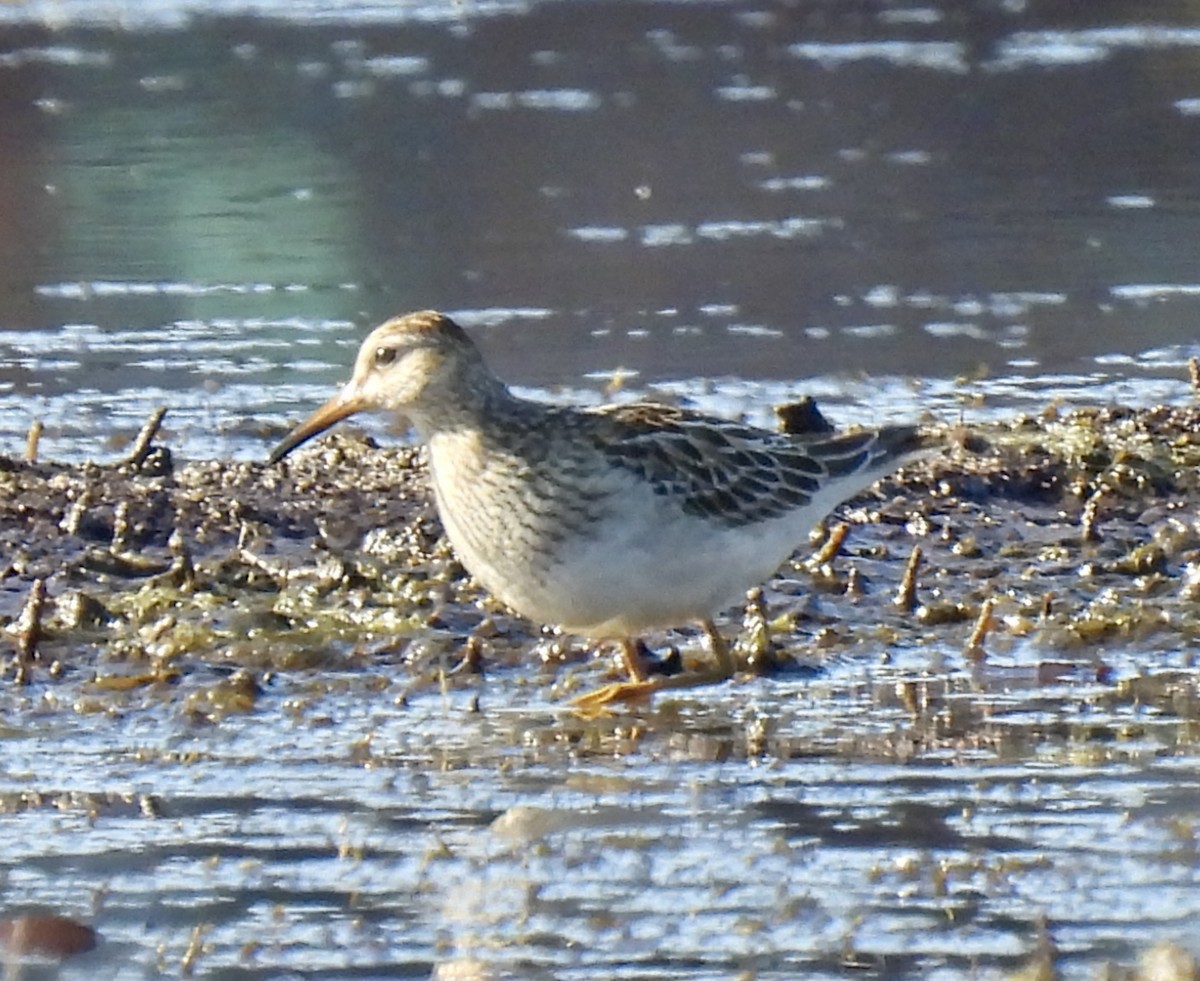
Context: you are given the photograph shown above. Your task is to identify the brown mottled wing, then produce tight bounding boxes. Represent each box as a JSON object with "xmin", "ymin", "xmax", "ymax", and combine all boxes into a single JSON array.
[{"xmin": 586, "ymin": 403, "xmax": 920, "ymax": 528}]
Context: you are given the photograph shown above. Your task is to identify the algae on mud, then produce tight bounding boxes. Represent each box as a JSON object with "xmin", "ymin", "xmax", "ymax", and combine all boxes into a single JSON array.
[{"xmin": 1, "ymin": 401, "xmax": 1199, "ymax": 724}]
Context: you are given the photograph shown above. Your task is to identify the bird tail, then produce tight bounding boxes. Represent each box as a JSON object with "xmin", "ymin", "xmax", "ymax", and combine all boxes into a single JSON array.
[{"xmin": 799, "ymin": 424, "xmax": 930, "ymax": 479}]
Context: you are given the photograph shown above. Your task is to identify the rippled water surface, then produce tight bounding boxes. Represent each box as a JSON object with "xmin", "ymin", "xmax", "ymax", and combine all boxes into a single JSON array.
[
  {"xmin": 2, "ymin": 0, "xmax": 1200, "ymax": 459},
  {"xmin": 3, "ymin": 1, "xmax": 1200, "ymax": 978},
  {"xmin": 9, "ymin": 648, "xmax": 1200, "ymax": 980}
]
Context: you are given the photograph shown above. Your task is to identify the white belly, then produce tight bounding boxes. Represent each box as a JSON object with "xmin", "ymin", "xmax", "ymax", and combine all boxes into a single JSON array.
[
  {"xmin": 521, "ymin": 508, "xmax": 804, "ymax": 637},
  {"xmin": 434, "ymin": 467, "xmax": 812, "ymax": 638}
]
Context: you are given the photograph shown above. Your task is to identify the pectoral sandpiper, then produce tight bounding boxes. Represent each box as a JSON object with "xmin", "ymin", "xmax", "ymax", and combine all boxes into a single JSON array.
[{"xmin": 269, "ymin": 311, "xmax": 927, "ymax": 709}]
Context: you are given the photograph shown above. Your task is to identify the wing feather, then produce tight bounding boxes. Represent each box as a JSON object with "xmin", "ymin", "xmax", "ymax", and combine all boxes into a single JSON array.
[{"xmin": 583, "ymin": 402, "xmax": 919, "ymax": 528}]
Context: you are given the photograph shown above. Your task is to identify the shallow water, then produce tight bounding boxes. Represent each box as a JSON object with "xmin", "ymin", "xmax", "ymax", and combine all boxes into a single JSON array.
[
  {"xmin": 5, "ymin": 642, "xmax": 1200, "ymax": 979},
  {"xmin": 3, "ymin": 2, "xmax": 1200, "ymax": 978},
  {"xmin": 2, "ymin": 1, "xmax": 1200, "ymax": 460}
]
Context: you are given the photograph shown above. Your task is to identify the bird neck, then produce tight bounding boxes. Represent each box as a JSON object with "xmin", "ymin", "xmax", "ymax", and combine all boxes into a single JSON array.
[{"xmin": 411, "ymin": 369, "xmax": 547, "ymax": 445}]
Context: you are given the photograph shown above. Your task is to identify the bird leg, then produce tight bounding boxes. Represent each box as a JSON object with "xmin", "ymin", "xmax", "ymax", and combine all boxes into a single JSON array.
[
  {"xmin": 620, "ymin": 638, "xmax": 651, "ymax": 683},
  {"xmin": 701, "ymin": 618, "xmax": 736, "ymax": 678},
  {"xmin": 570, "ymin": 618, "xmax": 738, "ymax": 715}
]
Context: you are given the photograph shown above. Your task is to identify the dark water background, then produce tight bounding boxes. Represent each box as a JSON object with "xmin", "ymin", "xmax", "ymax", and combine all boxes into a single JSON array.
[
  {"xmin": 3, "ymin": 2, "xmax": 1200, "ymax": 979},
  {"xmin": 2, "ymin": 0, "xmax": 1200, "ymax": 459}
]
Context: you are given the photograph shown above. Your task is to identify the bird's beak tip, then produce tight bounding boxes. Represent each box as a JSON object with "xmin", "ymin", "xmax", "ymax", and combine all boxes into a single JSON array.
[{"xmin": 268, "ymin": 390, "xmax": 367, "ymax": 465}]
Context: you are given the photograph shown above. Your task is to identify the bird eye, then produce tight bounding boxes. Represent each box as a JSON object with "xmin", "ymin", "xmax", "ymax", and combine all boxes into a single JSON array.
[{"xmin": 373, "ymin": 346, "xmax": 397, "ymax": 367}]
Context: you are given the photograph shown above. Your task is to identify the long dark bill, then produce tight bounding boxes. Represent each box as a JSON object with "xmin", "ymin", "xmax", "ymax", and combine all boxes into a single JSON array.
[{"xmin": 267, "ymin": 391, "xmax": 366, "ymax": 464}]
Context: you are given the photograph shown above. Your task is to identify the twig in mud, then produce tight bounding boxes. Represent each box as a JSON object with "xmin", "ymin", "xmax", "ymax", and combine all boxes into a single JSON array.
[
  {"xmin": 741, "ymin": 586, "xmax": 772, "ymax": 673},
  {"xmin": 809, "ymin": 521, "xmax": 850, "ymax": 568},
  {"xmin": 966, "ymin": 597, "xmax": 996, "ymax": 658},
  {"xmin": 180, "ymin": 922, "xmax": 211, "ymax": 977},
  {"xmin": 1081, "ymin": 489, "xmax": 1105, "ymax": 543},
  {"xmin": 845, "ymin": 565, "xmax": 864, "ymax": 597},
  {"xmin": 1040, "ymin": 592, "xmax": 1054, "ymax": 619},
  {"xmin": 14, "ymin": 579, "xmax": 47, "ymax": 684},
  {"xmin": 237, "ymin": 547, "xmax": 296, "ymax": 584},
  {"xmin": 236, "ymin": 547, "xmax": 344, "ymax": 590},
  {"xmin": 123, "ymin": 406, "xmax": 167, "ymax": 468},
  {"xmin": 451, "ymin": 635, "xmax": 485, "ymax": 675},
  {"xmin": 894, "ymin": 545, "xmax": 922, "ymax": 612},
  {"xmin": 168, "ymin": 529, "xmax": 195, "ymax": 588},
  {"xmin": 60, "ymin": 489, "xmax": 92, "ymax": 535},
  {"xmin": 111, "ymin": 501, "xmax": 131, "ymax": 552},
  {"xmin": 24, "ymin": 419, "xmax": 42, "ymax": 463},
  {"xmin": 145, "ymin": 529, "xmax": 197, "ymax": 589}
]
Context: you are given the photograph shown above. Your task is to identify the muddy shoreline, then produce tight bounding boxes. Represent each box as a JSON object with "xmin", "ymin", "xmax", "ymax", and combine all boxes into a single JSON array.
[{"xmin": 3, "ymin": 400, "xmax": 1199, "ymax": 721}]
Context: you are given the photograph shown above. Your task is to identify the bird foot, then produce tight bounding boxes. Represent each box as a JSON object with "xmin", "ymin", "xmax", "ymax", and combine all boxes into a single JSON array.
[
  {"xmin": 569, "ymin": 667, "xmax": 733, "ymax": 716},
  {"xmin": 570, "ymin": 621, "xmax": 737, "ymax": 716},
  {"xmin": 570, "ymin": 678, "xmax": 662, "ymax": 715}
]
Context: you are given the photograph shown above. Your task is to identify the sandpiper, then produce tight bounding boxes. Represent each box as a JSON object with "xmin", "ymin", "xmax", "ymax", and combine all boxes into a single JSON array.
[{"xmin": 269, "ymin": 310, "xmax": 927, "ymax": 709}]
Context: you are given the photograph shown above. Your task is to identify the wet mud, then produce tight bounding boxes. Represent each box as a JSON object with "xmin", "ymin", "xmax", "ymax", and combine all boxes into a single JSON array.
[{"xmin": 3, "ymin": 399, "xmax": 1199, "ymax": 719}]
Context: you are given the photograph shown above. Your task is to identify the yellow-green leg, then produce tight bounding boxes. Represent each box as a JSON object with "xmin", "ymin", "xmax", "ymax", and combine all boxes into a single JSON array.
[
  {"xmin": 701, "ymin": 618, "xmax": 736, "ymax": 678},
  {"xmin": 620, "ymin": 638, "xmax": 652, "ymax": 683},
  {"xmin": 570, "ymin": 619, "xmax": 738, "ymax": 714}
]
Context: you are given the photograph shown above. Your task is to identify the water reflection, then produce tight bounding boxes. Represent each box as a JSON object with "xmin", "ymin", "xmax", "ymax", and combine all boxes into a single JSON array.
[{"xmin": 4, "ymin": 655, "xmax": 1200, "ymax": 978}]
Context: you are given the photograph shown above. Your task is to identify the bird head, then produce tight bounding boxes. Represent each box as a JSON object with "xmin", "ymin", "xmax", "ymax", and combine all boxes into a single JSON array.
[{"xmin": 268, "ymin": 310, "xmax": 482, "ymax": 463}]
